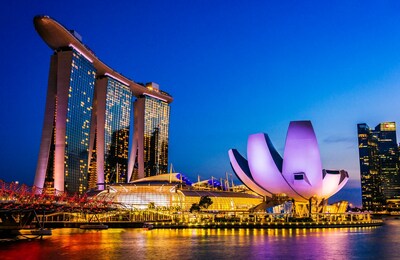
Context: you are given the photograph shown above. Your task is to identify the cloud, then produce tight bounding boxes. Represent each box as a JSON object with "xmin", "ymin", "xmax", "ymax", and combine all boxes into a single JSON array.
[{"xmin": 323, "ymin": 136, "xmax": 354, "ymax": 144}]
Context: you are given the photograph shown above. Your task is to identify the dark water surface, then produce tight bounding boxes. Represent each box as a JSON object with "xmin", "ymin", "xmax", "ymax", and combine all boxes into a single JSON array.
[{"xmin": 1, "ymin": 220, "xmax": 400, "ymax": 260}]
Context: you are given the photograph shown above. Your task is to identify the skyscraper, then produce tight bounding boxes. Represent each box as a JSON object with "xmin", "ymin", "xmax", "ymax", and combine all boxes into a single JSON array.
[
  {"xmin": 94, "ymin": 76, "xmax": 133, "ymax": 186},
  {"xmin": 357, "ymin": 122, "xmax": 400, "ymax": 210},
  {"xmin": 357, "ymin": 123, "xmax": 383, "ymax": 210},
  {"xmin": 376, "ymin": 123, "xmax": 400, "ymax": 204},
  {"xmin": 128, "ymin": 83, "xmax": 170, "ymax": 180},
  {"xmin": 33, "ymin": 16, "xmax": 173, "ymax": 194}
]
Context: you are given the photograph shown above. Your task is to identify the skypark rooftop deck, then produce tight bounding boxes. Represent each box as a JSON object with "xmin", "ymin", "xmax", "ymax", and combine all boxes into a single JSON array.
[{"xmin": 34, "ymin": 15, "xmax": 173, "ymax": 103}]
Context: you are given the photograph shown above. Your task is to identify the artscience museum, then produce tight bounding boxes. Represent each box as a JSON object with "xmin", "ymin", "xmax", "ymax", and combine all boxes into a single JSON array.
[{"xmin": 229, "ymin": 121, "xmax": 349, "ymax": 203}]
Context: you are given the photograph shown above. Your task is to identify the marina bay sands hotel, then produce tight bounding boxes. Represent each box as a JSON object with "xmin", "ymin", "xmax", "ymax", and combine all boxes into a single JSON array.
[{"xmin": 33, "ymin": 16, "xmax": 173, "ymax": 194}]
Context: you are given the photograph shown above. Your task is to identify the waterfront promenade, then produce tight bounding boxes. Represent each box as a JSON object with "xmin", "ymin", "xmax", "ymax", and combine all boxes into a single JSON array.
[
  {"xmin": 22, "ymin": 210, "xmax": 384, "ymax": 230},
  {"xmin": 0, "ymin": 180, "xmax": 382, "ymax": 233}
]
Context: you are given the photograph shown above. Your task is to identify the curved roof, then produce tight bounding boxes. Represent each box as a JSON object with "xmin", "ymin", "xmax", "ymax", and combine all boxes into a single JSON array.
[
  {"xmin": 282, "ymin": 121, "xmax": 323, "ymax": 197},
  {"xmin": 129, "ymin": 173, "xmax": 190, "ymax": 185},
  {"xmin": 228, "ymin": 149, "xmax": 272, "ymax": 197},
  {"xmin": 33, "ymin": 15, "xmax": 173, "ymax": 103},
  {"xmin": 229, "ymin": 120, "xmax": 349, "ymax": 202},
  {"xmin": 178, "ymin": 190, "xmax": 261, "ymax": 199}
]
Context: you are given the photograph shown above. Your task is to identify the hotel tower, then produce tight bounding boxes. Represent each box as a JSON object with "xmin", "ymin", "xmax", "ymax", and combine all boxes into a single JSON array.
[{"xmin": 33, "ymin": 16, "xmax": 173, "ymax": 194}]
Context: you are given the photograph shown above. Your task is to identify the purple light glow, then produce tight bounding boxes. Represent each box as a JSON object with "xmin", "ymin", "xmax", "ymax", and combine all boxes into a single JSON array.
[
  {"xmin": 247, "ymin": 133, "xmax": 299, "ymax": 198},
  {"xmin": 282, "ymin": 121, "xmax": 323, "ymax": 198},
  {"xmin": 143, "ymin": 93, "xmax": 168, "ymax": 102},
  {"xmin": 229, "ymin": 120, "xmax": 349, "ymax": 201},
  {"xmin": 321, "ymin": 172, "xmax": 342, "ymax": 198},
  {"xmin": 68, "ymin": 44, "xmax": 93, "ymax": 63},
  {"xmin": 104, "ymin": 73, "xmax": 130, "ymax": 86},
  {"xmin": 228, "ymin": 149, "xmax": 272, "ymax": 197}
]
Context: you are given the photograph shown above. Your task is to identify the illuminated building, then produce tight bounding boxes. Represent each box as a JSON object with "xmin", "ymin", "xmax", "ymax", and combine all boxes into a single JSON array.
[
  {"xmin": 357, "ymin": 122, "xmax": 400, "ymax": 210},
  {"xmin": 357, "ymin": 123, "xmax": 382, "ymax": 210},
  {"xmin": 376, "ymin": 123, "xmax": 400, "ymax": 201},
  {"xmin": 96, "ymin": 76, "xmax": 132, "ymax": 185},
  {"xmin": 228, "ymin": 121, "xmax": 349, "ymax": 202},
  {"xmin": 33, "ymin": 16, "xmax": 172, "ymax": 194},
  {"xmin": 98, "ymin": 173, "xmax": 263, "ymax": 211},
  {"xmin": 128, "ymin": 83, "xmax": 170, "ymax": 180}
]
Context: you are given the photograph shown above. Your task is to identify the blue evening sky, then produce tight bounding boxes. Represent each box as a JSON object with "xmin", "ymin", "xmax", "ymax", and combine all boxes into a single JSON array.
[{"xmin": 2, "ymin": 1, "xmax": 400, "ymax": 206}]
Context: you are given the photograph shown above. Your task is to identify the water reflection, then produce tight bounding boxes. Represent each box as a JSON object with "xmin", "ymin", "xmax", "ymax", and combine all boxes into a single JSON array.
[{"xmin": 1, "ymin": 220, "xmax": 400, "ymax": 259}]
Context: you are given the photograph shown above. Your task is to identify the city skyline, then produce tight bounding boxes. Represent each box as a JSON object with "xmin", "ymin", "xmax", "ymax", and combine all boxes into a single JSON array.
[{"xmin": 3, "ymin": 1, "xmax": 400, "ymax": 205}]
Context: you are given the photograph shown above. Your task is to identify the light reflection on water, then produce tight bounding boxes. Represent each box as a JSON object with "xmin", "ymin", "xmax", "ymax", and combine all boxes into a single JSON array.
[{"xmin": 2, "ymin": 220, "xmax": 400, "ymax": 260}]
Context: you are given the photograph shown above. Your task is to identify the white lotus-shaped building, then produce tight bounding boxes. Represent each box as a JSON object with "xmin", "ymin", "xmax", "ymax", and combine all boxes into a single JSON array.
[{"xmin": 228, "ymin": 121, "xmax": 349, "ymax": 202}]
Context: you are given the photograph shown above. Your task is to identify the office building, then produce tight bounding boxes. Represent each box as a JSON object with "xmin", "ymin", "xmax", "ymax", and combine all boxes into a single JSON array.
[
  {"xmin": 33, "ymin": 15, "xmax": 172, "ymax": 194},
  {"xmin": 357, "ymin": 122, "xmax": 400, "ymax": 210}
]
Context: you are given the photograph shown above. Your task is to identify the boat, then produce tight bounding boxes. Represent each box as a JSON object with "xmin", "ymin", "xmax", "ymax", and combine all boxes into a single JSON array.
[
  {"xmin": 143, "ymin": 223, "xmax": 154, "ymax": 230},
  {"xmin": 80, "ymin": 224, "xmax": 109, "ymax": 230}
]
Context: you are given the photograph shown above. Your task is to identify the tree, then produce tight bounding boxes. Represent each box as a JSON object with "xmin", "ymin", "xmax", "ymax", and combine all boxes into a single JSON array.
[
  {"xmin": 148, "ymin": 202, "xmax": 155, "ymax": 209},
  {"xmin": 198, "ymin": 196, "xmax": 213, "ymax": 209}
]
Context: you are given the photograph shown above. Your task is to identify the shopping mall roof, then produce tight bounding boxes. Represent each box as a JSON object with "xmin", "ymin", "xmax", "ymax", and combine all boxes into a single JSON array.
[{"xmin": 178, "ymin": 190, "xmax": 261, "ymax": 199}]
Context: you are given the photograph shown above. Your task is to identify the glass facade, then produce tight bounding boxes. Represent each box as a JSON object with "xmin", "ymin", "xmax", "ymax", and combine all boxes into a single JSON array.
[
  {"xmin": 88, "ymin": 135, "xmax": 97, "ymax": 190},
  {"xmin": 358, "ymin": 123, "xmax": 382, "ymax": 210},
  {"xmin": 143, "ymin": 96, "xmax": 170, "ymax": 177},
  {"xmin": 44, "ymin": 124, "xmax": 56, "ymax": 192},
  {"xmin": 358, "ymin": 122, "xmax": 400, "ymax": 210},
  {"xmin": 64, "ymin": 50, "xmax": 96, "ymax": 193},
  {"xmin": 376, "ymin": 123, "xmax": 400, "ymax": 201},
  {"xmin": 34, "ymin": 16, "xmax": 173, "ymax": 194},
  {"xmin": 104, "ymin": 77, "xmax": 133, "ymax": 183},
  {"xmin": 101, "ymin": 184, "xmax": 262, "ymax": 211}
]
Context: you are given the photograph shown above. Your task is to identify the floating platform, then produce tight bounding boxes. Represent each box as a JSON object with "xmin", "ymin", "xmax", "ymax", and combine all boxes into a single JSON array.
[
  {"xmin": 80, "ymin": 224, "xmax": 109, "ymax": 230},
  {"xmin": 30, "ymin": 229, "xmax": 52, "ymax": 236}
]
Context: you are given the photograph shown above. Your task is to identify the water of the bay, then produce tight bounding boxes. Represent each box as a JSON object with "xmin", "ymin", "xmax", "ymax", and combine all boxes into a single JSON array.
[{"xmin": 1, "ymin": 219, "xmax": 400, "ymax": 260}]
